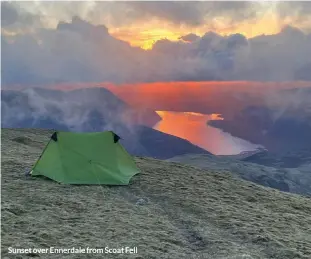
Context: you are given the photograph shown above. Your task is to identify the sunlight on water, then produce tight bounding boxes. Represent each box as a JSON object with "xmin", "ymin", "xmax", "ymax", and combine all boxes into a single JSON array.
[{"xmin": 154, "ymin": 111, "xmax": 260, "ymax": 155}]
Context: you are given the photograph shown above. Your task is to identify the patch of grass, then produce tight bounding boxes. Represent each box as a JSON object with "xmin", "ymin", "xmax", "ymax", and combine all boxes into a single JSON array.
[{"xmin": 1, "ymin": 128, "xmax": 311, "ymax": 259}]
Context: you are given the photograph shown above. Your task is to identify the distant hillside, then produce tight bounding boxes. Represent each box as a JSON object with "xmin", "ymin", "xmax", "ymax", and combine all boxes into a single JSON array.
[
  {"xmin": 1, "ymin": 87, "xmax": 161, "ymax": 130},
  {"xmin": 1, "ymin": 128, "xmax": 311, "ymax": 259},
  {"xmin": 209, "ymin": 105, "xmax": 311, "ymax": 153},
  {"xmin": 207, "ymin": 87, "xmax": 311, "ymax": 154},
  {"xmin": 168, "ymin": 154, "xmax": 311, "ymax": 197},
  {"xmin": 241, "ymin": 149, "xmax": 311, "ymax": 168},
  {"xmin": 1, "ymin": 88, "xmax": 212, "ymax": 159}
]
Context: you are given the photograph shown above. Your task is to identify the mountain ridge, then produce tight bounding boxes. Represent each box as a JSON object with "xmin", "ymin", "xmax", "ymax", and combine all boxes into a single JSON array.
[
  {"xmin": 1, "ymin": 88, "xmax": 212, "ymax": 159},
  {"xmin": 167, "ymin": 153, "xmax": 311, "ymax": 197}
]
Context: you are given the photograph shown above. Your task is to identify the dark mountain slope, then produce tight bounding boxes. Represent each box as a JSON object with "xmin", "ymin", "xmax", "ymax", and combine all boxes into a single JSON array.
[
  {"xmin": 209, "ymin": 105, "xmax": 311, "ymax": 153},
  {"xmin": 168, "ymin": 153, "xmax": 311, "ymax": 197},
  {"xmin": 241, "ymin": 149, "xmax": 311, "ymax": 168}
]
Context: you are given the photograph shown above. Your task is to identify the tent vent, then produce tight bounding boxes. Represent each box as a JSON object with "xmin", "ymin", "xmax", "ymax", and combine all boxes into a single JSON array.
[
  {"xmin": 113, "ymin": 133, "xmax": 121, "ymax": 143},
  {"xmin": 51, "ymin": 132, "xmax": 58, "ymax": 142}
]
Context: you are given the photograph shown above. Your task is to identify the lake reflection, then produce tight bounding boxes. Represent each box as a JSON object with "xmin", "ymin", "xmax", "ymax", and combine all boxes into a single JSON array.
[{"xmin": 154, "ymin": 111, "xmax": 260, "ymax": 155}]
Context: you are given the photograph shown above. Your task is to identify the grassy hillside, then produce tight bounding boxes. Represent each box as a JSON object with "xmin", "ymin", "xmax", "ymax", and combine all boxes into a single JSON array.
[
  {"xmin": 168, "ymin": 154, "xmax": 311, "ymax": 197},
  {"xmin": 1, "ymin": 128, "xmax": 311, "ymax": 259},
  {"xmin": 241, "ymin": 150, "xmax": 311, "ymax": 168}
]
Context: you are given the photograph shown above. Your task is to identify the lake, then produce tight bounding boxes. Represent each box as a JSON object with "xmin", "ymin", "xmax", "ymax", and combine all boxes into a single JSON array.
[{"xmin": 153, "ymin": 111, "xmax": 261, "ymax": 155}]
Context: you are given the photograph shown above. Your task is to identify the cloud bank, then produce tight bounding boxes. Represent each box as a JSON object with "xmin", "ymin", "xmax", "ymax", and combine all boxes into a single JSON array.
[
  {"xmin": 4, "ymin": 1, "xmax": 311, "ymax": 30},
  {"xmin": 0, "ymin": 1, "xmax": 265, "ymax": 29},
  {"xmin": 1, "ymin": 2, "xmax": 311, "ymax": 85}
]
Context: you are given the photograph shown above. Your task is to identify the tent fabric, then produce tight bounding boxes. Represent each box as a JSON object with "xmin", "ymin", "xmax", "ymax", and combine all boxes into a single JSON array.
[{"xmin": 30, "ymin": 131, "xmax": 139, "ymax": 185}]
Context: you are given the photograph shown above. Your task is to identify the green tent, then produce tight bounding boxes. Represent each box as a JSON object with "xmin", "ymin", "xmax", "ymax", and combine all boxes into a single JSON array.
[{"xmin": 30, "ymin": 131, "xmax": 139, "ymax": 185}]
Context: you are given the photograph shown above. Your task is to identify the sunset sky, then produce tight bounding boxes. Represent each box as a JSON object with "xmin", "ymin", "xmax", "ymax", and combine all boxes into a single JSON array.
[
  {"xmin": 2, "ymin": 1, "xmax": 311, "ymax": 154},
  {"xmin": 1, "ymin": 1, "xmax": 311, "ymax": 85}
]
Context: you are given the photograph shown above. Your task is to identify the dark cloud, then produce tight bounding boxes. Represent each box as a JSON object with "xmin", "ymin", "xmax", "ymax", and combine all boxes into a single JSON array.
[
  {"xmin": 295, "ymin": 63, "xmax": 311, "ymax": 81},
  {"xmin": 122, "ymin": 2, "xmax": 205, "ymax": 26},
  {"xmin": 1, "ymin": 16, "xmax": 150, "ymax": 85},
  {"xmin": 92, "ymin": 1, "xmax": 261, "ymax": 27},
  {"xmin": 6, "ymin": 1, "xmax": 263, "ymax": 29},
  {"xmin": 277, "ymin": 2, "xmax": 311, "ymax": 18},
  {"xmin": 1, "ymin": 1, "xmax": 42, "ymax": 32},
  {"xmin": 1, "ymin": 2, "xmax": 18, "ymax": 26},
  {"xmin": 276, "ymin": 2, "xmax": 311, "ymax": 32},
  {"xmin": 3, "ymin": 1, "xmax": 311, "ymax": 32},
  {"xmin": 201, "ymin": 1, "xmax": 259, "ymax": 22},
  {"xmin": 179, "ymin": 33, "xmax": 200, "ymax": 43}
]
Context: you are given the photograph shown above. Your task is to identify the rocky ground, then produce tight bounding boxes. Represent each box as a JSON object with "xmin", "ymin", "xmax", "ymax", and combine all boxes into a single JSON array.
[{"xmin": 1, "ymin": 128, "xmax": 311, "ymax": 259}]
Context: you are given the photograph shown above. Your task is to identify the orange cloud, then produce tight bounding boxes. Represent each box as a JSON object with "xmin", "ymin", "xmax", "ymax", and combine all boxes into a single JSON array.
[
  {"xmin": 110, "ymin": 12, "xmax": 294, "ymax": 49},
  {"xmin": 111, "ymin": 27, "xmax": 182, "ymax": 50}
]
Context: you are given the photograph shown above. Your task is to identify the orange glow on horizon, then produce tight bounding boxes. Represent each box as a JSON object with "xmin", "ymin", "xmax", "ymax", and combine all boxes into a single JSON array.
[
  {"xmin": 109, "ymin": 11, "xmax": 298, "ymax": 50},
  {"xmin": 104, "ymin": 81, "xmax": 311, "ymax": 108},
  {"xmin": 4, "ymin": 80, "xmax": 310, "ymax": 117},
  {"xmin": 5, "ymin": 80, "xmax": 310, "ymax": 93},
  {"xmin": 111, "ymin": 27, "xmax": 182, "ymax": 50}
]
